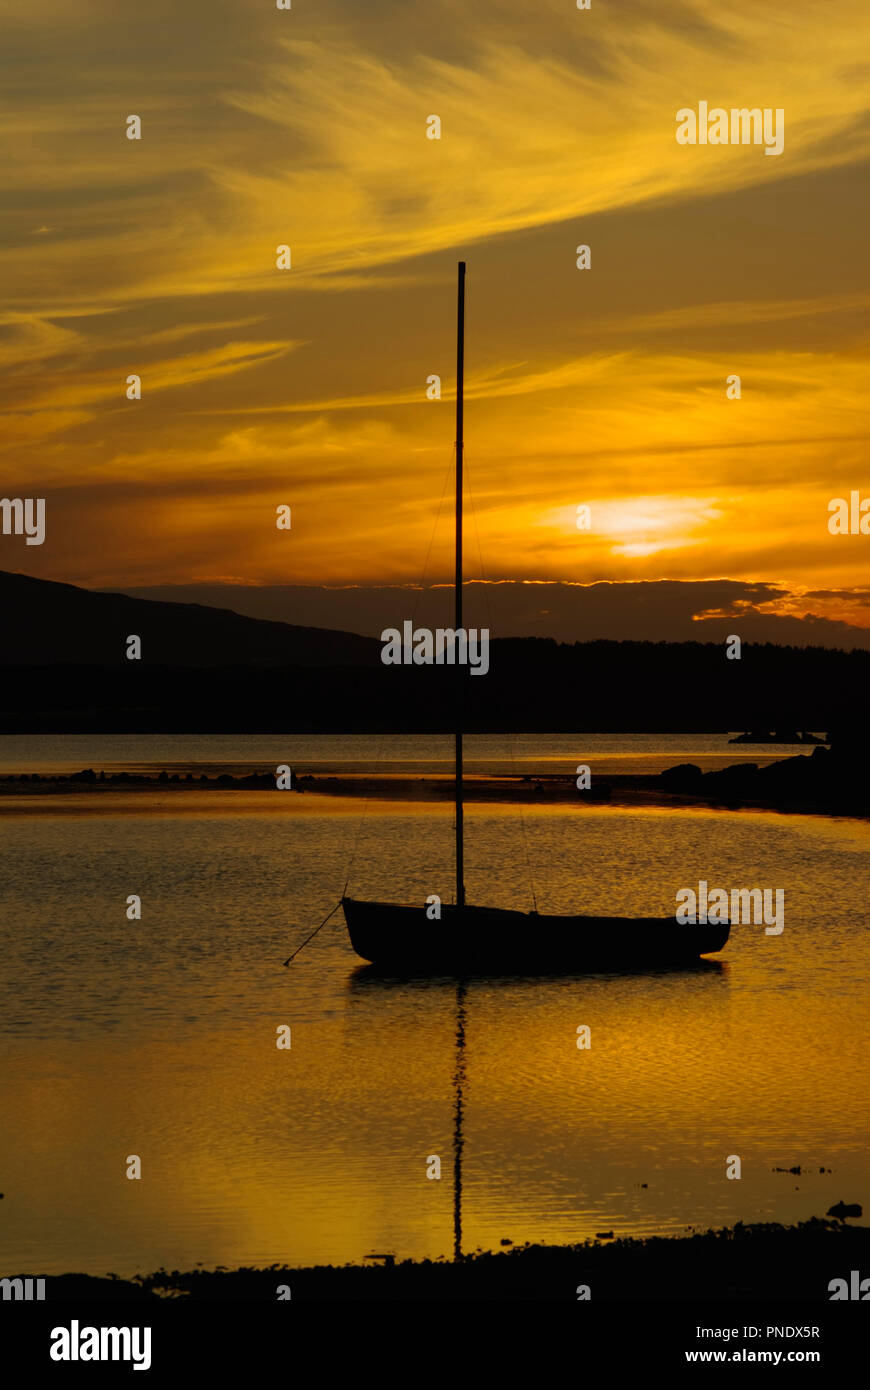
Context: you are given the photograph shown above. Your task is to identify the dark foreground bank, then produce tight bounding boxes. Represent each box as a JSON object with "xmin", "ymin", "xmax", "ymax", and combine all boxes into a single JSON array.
[{"xmin": 24, "ymin": 1220, "xmax": 870, "ymax": 1301}]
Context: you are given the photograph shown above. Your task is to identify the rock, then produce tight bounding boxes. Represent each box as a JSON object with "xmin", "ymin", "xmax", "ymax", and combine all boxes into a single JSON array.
[
  {"xmin": 659, "ymin": 763, "xmax": 703, "ymax": 789},
  {"xmin": 827, "ymin": 1201, "xmax": 862, "ymax": 1220}
]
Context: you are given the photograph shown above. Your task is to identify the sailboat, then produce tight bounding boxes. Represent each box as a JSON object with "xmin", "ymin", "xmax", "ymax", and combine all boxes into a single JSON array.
[{"xmin": 342, "ymin": 263, "xmax": 729, "ymax": 973}]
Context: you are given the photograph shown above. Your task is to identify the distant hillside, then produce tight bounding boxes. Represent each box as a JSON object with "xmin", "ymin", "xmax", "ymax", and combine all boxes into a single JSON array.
[
  {"xmin": 1, "ymin": 571, "xmax": 868, "ymax": 732},
  {"xmin": 0, "ymin": 570, "xmax": 379, "ymax": 668}
]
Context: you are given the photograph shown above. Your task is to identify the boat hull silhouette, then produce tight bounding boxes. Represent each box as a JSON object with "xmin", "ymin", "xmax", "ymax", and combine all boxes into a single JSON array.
[{"xmin": 342, "ymin": 897, "xmax": 729, "ymax": 972}]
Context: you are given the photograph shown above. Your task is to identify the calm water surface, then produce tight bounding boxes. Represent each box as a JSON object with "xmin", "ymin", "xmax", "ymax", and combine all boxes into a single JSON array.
[{"xmin": 1, "ymin": 739, "xmax": 867, "ymax": 1276}]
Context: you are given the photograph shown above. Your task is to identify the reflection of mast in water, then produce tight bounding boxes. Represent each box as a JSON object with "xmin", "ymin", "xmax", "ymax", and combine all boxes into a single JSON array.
[
  {"xmin": 452, "ymin": 259, "xmax": 467, "ymax": 1265},
  {"xmin": 452, "ymin": 980, "xmax": 467, "ymax": 1262}
]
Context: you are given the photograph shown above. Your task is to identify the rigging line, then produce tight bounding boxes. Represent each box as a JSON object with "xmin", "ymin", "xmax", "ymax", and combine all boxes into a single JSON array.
[
  {"xmin": 341, "ymin": 722, "xmax": 392, "ymax": 897},
  {"xmin": 342, "ymin": 787, "xmax": 370, "ymax": 896},
  {"xmin": 339, "ymin": 450, "xmax": 452, "ymax": 903},
  {"xmin": 307, "ymin": 737, "xmax": 378, "ymax": 911},
  {"xmin": 341, "ymin": 456, "xmax": 453, "ymax": 900},
  {"xmin": 463, "ymin": 453, "xmax": 491, "ymax": 632},
  {"xmin": 407, "ymin": 451, "xmax": 456, "ymax": 895},
  {"xmin": 507, "ymin": 726, "xmax": 539, "ymax": 914},
  {"xmin": 465, "ymin": 453, "xmax": 538, "ymax": 913},
  {"xmin": 282, "ymin": 898, "xmax": 343, "ymax": 966},
  {"xmin": 409, "ymin": 451, "xmax": 454, "ymax": 632}
]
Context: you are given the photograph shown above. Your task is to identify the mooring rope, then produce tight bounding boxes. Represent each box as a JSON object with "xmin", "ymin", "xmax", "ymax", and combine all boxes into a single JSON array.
[{"xmin": 282, "ymin": 894, "xmax": 345, "ymax": 967}]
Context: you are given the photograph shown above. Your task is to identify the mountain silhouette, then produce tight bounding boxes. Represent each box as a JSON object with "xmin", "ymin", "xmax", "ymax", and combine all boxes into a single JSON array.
[
  {"xmin": 1, "ymin": 570, "xmax": 868, "ymax": 732},
  {"xmin": 0, "ymin": 570, "xmax": 379, "ymax": 668}
]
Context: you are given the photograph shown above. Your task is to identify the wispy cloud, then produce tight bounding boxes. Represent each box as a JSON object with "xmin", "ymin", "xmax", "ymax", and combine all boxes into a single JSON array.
[
  {"xmin": 2, "ymin": 0, "xmax": 869, "ymax": 626},
  {"xmin": 4, "ymin": 1, "xmax": 870, "ymax": 313}
]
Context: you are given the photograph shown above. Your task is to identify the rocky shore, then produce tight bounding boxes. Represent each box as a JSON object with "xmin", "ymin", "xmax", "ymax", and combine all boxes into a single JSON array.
[
  {"xmin": 1, "ymin": 740, "xmax": 867, "ymax": 818},
  {"xmin": 20, "ymin": 1219, "xmax": 870, "ymax": 1301}
]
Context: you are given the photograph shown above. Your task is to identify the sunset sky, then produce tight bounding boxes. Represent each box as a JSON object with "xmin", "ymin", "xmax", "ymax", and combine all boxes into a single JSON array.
[{"xmin": 2, "ymin": 0, "xmax": 870, "ymax": 643}]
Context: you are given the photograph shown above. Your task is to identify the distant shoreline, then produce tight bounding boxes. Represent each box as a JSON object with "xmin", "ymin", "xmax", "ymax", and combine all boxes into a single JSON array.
[
  {"xmin": 0, "ymin": 757, "xmax": 866, "ymax": 820},
  {"xmin": 15, "ymin": 1219, "xmax": 869, "ymax": 1301}
]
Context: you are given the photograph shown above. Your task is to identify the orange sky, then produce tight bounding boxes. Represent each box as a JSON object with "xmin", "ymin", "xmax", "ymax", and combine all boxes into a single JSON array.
[{"xmin": 2, "ymin": 0, "xmax": 869, "ymax": 635}]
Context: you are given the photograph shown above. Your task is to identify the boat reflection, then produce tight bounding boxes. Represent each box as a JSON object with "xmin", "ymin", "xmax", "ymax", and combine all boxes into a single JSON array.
[{"xmin": 347, "ymin": 959, "xmax": 725, "ymax": 1262}]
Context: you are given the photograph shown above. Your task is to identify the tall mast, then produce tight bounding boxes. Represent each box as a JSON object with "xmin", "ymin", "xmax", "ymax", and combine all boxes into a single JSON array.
[{"xmin": 455, "ymin": 261, "xmax": 466, "ymax": 910}]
